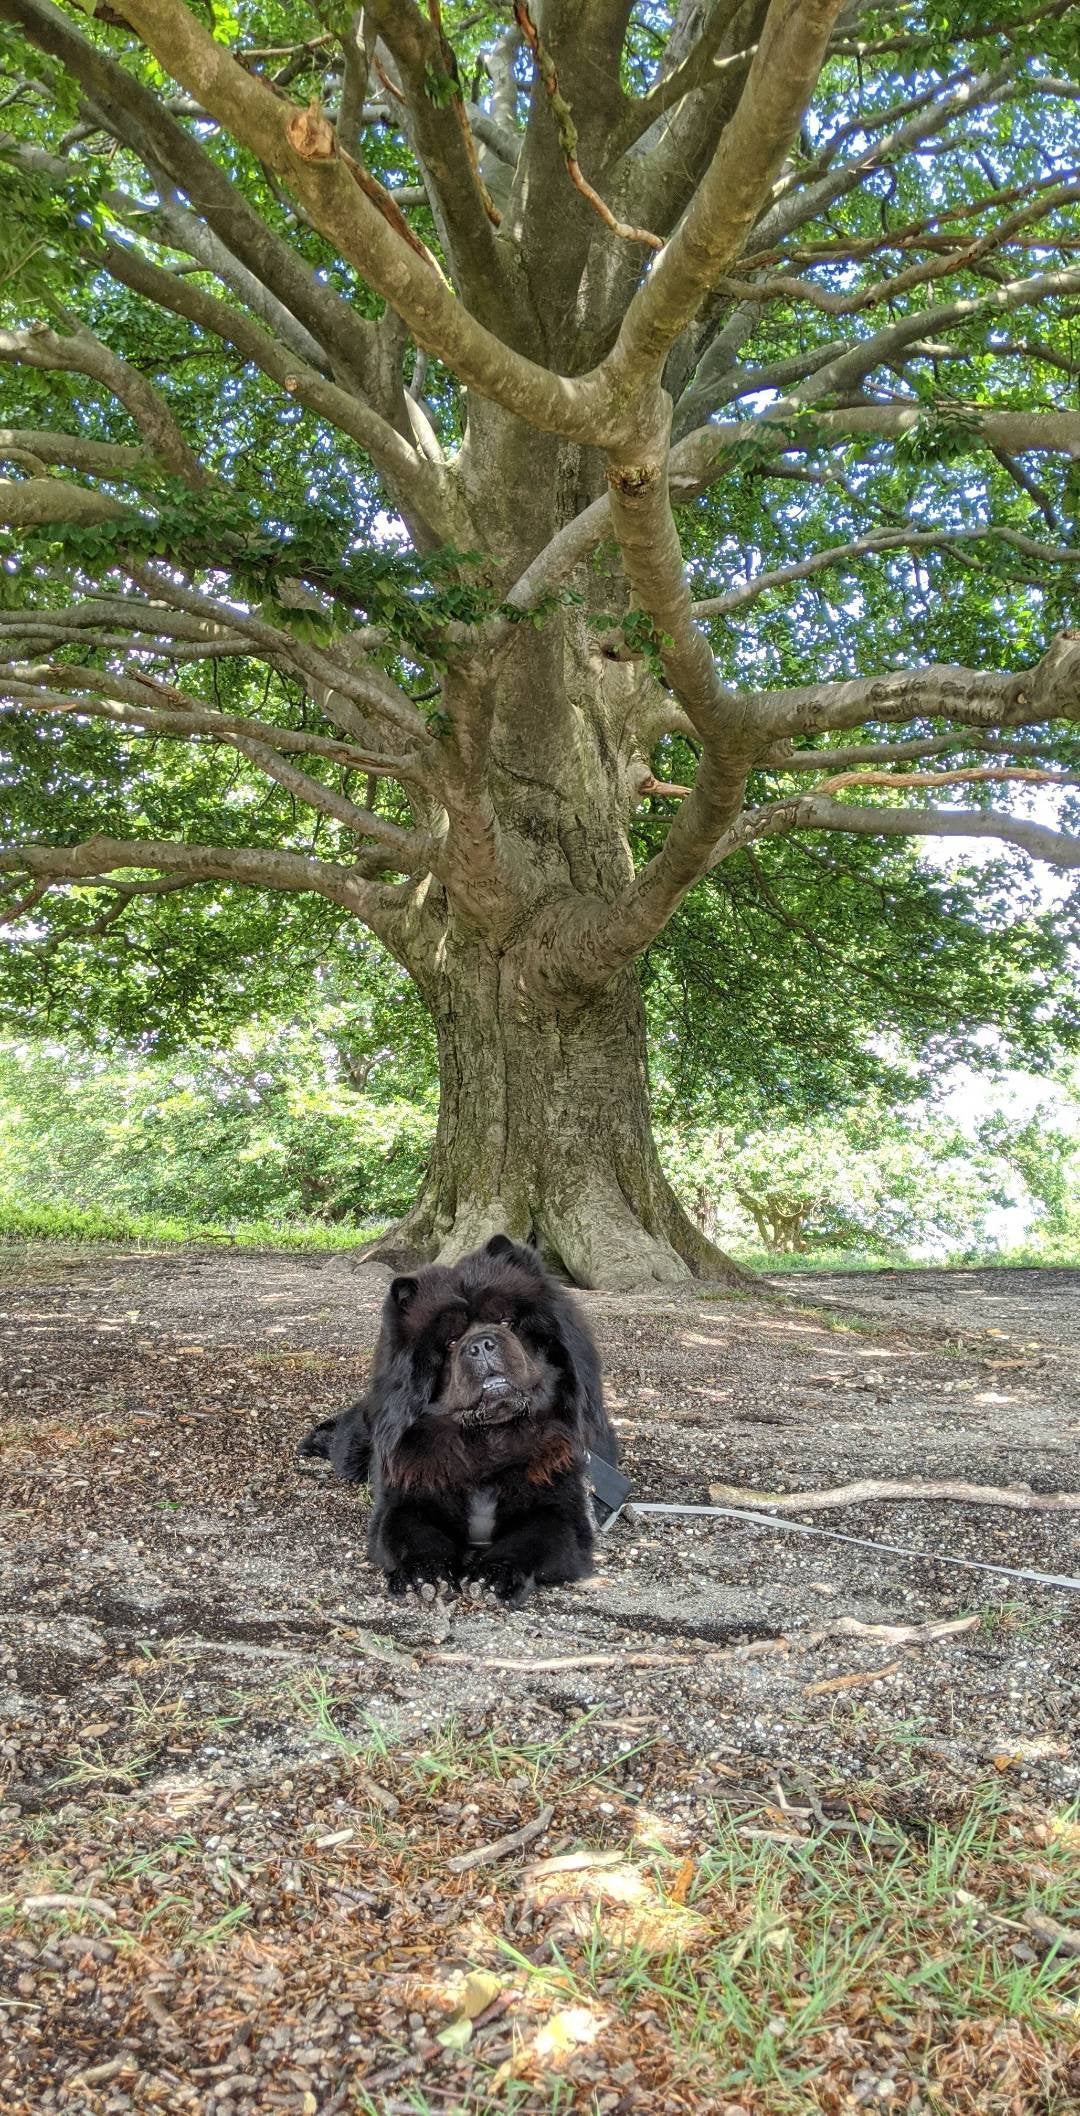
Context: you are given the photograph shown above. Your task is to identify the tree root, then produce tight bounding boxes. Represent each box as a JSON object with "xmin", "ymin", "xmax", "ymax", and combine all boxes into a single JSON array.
[{"xmin": 358, "ymin": 1176, "xmax": 750, "ymax": 1291}]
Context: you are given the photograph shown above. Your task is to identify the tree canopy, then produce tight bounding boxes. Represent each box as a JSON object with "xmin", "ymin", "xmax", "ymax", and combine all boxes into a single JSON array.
[{"xmin": 0, "ymin": 0, "xmax": 1077, "ymax": 1282}]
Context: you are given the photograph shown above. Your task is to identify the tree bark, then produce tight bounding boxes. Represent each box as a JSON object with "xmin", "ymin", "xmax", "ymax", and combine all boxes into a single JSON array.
[{"xmin": 364, "ymin": 932, "xmax": 743, "ymax": 1289}]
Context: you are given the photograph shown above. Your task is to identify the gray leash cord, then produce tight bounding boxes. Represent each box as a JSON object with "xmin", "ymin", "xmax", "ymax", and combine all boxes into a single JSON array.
[{"xmin": 628, "ymin": 1501, "xmax": 1080, "ymax": 1596}]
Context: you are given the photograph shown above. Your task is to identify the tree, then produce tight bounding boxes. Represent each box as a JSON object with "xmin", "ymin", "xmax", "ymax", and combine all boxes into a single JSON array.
[
  {"xmin": 0, "ymin": 0, "xmax": 1077, "ymax": 1286},
  {"xmin": 0, "ymin": 1017, "xmax": 435, "ymax": 1226},
  {"xmin": 661, "ymin": 1099, "xmax": 1022, "ymax": 1256}
]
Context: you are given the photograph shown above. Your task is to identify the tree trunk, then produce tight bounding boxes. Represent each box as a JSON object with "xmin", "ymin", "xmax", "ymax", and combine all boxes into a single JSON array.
[
  {"xmin": 364, "ymin": 935, "xmax": 743, "ymax": 1290},
  {"xmin": 361, "ymin": 412, "xmax": 748, "ymax": 1291}
]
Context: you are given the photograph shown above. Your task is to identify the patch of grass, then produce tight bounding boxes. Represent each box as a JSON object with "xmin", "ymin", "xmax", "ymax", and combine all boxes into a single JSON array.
[
  {"xmin": 288, "ymin": 1667, "xmax": 400, "ymax": 1764},
  {"xmin": 730, "ymin": 1243, "xmax": 1080, "ymax": 1275},
  {"xmin": 54, "ymin": 1741, "xmax": 155, "ymax": 1791},
  {"xmin": 731, "ymin": 1246, "xmax": 914, "ymax": 1275},
  {"xmin": 291, "ymin": 1668, "xmax": 360, "ymax": 1748},
  {"xmin": 481, "ymin": 1791, "xmax": 1079, "ymax": 2111},
  {"xmin": 4, "ymin": 1731, "xmax": 1077, "ymax": 2113},
  {"xmin": 977, "ymin": 1600, "xmax": 1052, "ymax": 1642},
  {"xmin": 0, "ymin": 1195, "xmax": 390, "ymax": 1253}
]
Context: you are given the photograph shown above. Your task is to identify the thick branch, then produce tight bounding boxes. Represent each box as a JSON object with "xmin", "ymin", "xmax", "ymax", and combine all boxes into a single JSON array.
[
  {"xmin": 0, "ymin": 477, "xmax": 127, "ymax": 529},
  {"xmin": 0, "ymin": 833, "xmax": 405, "ymax": 931},
  {"xmin": 365, "ymin": 0, "xmax": 513, "ymax": 324},
  {"xmin": 105, "ymin": 0, "xmax": 617, "ymax": 446},
  {"xmin": 605, "ymin": 400, "xmax": 737, "ymax": 740},
  {"xmin": 0, "ymin": 427, "xmax": 155, "ymax": 483},
  {"xmin": 709, "ymin": 795, "xmax": 1080, "ymax": 870},
  {"xmin": 752, "ymin": 633, "xmax": 1080, "ymax": 743},
  {"xmin": 609, "ymin": 0, "xmax": 846, "ymax": 384},
  {"xmin": 0, "ymin": 323, "xmax": 205, "ymax": 484}
]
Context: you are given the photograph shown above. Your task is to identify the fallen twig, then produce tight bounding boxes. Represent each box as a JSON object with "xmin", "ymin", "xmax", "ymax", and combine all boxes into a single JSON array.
[
  {"xmin": 1023, "ymin": 1907, "xmax": 1080, "ymax": 1958},
  {"xmin": 71, "ymin": 2061, "xmax": 125, "ymax": 2087},
  {"xmin": 708, "ymin": 1477, "xmax": 1080, "ymax": 1514},
  {"xmin": 18, "ymin": 1892, "xmax": 116, "ymax": 1919},
  {"xmin": 813, "ymin": 1614, "xmax": 979, "ymax": 1647},
  {"xmin": 523, "ymin": 1848, "xmax": 628, "ymax": 1880},
  {"xmin": 804, "ymin": 1660, "xmax": 904, "ymax": 1698},
  {"xmin": 427, "ymin": 1639, "xmax": 787, "ymax": 1673},
  {"xmin": 447, "ymin": 1804, "xmax": 554, "ymax": 1874}
]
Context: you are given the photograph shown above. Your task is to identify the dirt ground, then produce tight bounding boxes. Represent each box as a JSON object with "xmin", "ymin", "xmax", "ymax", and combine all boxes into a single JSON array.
[{"xmin": 2, "ymin": 1244, "xmax": 1079, "ymax": 2113}]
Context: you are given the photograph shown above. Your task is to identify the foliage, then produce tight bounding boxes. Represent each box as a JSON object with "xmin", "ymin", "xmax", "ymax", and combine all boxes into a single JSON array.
[
  {"xmin": 644, "ymin": 839, "xmax": 1078, "ymax": 1126},
  {"xmin": 4, "ymin": 1025, "xmax": 1076, "ymax": 1267},
  {"xmin": 0, "ymin": 1194, "xmax": 385, "ymax": 1252},
  {"xmin": 0, "ymin": 1024, "xmax": 435, "ymax": 1229},
  {"xmin": 658, "ymin": 1089, "xmax": 1080, "ymax": 1260},
  {"xmin": 0, "ymin": 2, "xmax": 1078, "ymax": 1272}
]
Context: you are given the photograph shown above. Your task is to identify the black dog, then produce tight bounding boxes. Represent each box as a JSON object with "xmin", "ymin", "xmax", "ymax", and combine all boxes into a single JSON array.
[{"xmin": 300, "ymin": 1235, "xmax": 617, "ymax": 1606}]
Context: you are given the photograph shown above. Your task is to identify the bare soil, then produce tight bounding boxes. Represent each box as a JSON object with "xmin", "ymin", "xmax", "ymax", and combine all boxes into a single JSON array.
[{"xmin": 2, "ymin": 1244, "xmax": 1078, "ymax": 2113}]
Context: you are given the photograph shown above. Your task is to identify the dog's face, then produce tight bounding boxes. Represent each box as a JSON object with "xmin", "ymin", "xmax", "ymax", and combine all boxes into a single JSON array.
[{"xmin": 382, "ymin": 1238, "xmax": 559, "ymax": 1427}]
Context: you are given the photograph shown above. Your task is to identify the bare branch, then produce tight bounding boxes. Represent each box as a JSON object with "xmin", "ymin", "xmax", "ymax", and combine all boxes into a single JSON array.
[
  {"xmin": 762, "ymin": 731, "xmax": 1070, "ymax": 772},
  {"xmin": 670, "ymin": 404, "xmax": 1080, "ymax": 499},
  {"xmin": 709, "ymin": 795, "xmax": 1080, "ymax": 870},
  {"xmin": 811, "ymin": 763, "xmax": 1076, "ymax": 796},
  {"xmin": 0, "ymin": 673, "xmax": 427, "ymax": 861},
  {"xmin": 0, "ymin": 662, "xmax": 410, "ymax": 778},
  {"xmin": 717, "ymin": 185, "xmax": 1080, "ymax": 321},
  {"xmin": 613, "ymin": 0, "xmax": 749, "ymax": 153},
  {"xmin": 513, "ymin": 1, "xmax": 661, "ymax": 248},
  {"xmin": 0, "ymin": 324, "xmax": 204, "ymax": 483},
  {"xmin": 0, "ymin": 834, "xmax": 408, "ymax": 930},
  {"xmin": 768, "ymin": 265, "xmax": 1080, "ymax": 404},
  {"xmin": 507, "ymin": 407, "xmax": 1080, "ymax": 619},
  {"xmin": 100, "ymin": 236, "xmax": 471, "ymax": 548},
  {"xmin": 692, "ymin": 526, "xmax": 1080, "ymax": 620},
  {"xmin": 129, "ymin": 568, "xmax": 431, "ymax": 758},
  {"xmin": 0, "ymin": 0, "xmax": 384, "ymax": 402},
  {"xmin": 748, "ymin": 60, "xmax": 1016, "ymax": 258}
]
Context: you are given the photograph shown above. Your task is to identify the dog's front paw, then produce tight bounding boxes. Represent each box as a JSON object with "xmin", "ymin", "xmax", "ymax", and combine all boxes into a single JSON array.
[
  {"xmin": 463, "ymin": 1554, "xmax": 535, "ymax": 1608},
  {"xmin": 386, "ymin": 1556, "xmax": 459, "ymax": 1600}
]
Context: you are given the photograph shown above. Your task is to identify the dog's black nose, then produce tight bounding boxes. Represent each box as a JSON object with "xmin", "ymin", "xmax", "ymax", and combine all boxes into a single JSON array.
[{"xmin": 467, "ymin": 1336, "xmax": 497, "ymax": 1359}]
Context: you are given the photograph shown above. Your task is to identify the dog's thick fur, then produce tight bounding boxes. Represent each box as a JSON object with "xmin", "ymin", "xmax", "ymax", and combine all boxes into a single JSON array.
[{"xmin": 301, "ymin": 1236, "xmax": 616, "ymax": 1606}]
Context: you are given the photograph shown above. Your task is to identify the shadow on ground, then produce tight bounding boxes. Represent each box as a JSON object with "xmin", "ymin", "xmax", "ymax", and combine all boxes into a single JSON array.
[{"xmin": 1, "ymin": 1246, "xmax": 1078, "ymax": 2112}]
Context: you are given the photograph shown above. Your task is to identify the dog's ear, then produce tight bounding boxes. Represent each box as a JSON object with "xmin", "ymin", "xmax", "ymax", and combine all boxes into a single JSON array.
[
  {"xmin": 389, "ymin": 1274, "xmax": 420, "ymax": 1312},
  {"xmin": 485, "ymin": 1234, "xmax": 517, "ymax": 1261}
]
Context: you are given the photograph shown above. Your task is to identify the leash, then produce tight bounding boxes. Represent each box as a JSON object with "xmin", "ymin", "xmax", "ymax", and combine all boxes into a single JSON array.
[{"xmin": 624, "ymin": 1499, "xmax": 1080, "ymax": 1597}]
